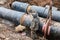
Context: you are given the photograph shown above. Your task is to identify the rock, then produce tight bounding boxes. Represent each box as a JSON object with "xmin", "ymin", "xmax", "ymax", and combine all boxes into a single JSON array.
[
  {"xmin": 0, "ymin": 34, "xmax": 5, "ymax": 38},
  {"xmin": 5, "ymin": 38, "xmax": 9, "ymax": 40},
  {"xmin": 0, "ymin": 0, "xmax": 7, "ymax": 4},
  {"xmin": 15, "ymin": 25, "xmax": 26, "ymax": 32}
]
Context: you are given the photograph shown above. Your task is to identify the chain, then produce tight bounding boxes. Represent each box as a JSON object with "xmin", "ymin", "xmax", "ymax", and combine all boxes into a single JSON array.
[
  {"xmin": 27, "ymin": 9, "xmax": 40, "ymax": 40},
  {"xmin": 44, "ymin": 0, "xmax": 53, "ymax": 38}
]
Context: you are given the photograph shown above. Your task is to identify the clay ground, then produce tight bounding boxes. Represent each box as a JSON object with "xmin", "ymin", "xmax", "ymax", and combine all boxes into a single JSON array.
[{"xmin": 0, "ymin": 0, "xmax": 60, "ymax": 40}]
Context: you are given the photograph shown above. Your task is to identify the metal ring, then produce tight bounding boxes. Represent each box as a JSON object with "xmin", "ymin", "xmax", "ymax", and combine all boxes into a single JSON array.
[
  {"xmin": 26, "ymin": 5, "xmax": 31, "ymax": 14},
  {"xmin": 20, "ymin": 14, "xmax": 27, "ymax": 25}
]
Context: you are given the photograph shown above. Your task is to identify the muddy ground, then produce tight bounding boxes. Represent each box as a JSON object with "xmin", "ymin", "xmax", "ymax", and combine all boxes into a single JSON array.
[{"xmin": 0, "ymin": 0, "xmax": 60, "ymax": 40}]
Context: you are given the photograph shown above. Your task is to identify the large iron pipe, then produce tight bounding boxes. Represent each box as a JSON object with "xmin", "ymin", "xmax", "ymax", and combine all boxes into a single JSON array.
[
  {"xmin": 0, "ymin": 7, "xmax": 24, "ymax": 25},
  {"xmin": 48, "ymin": 26, "xmax": 60, "ymax": 39},
  {"xmin": 12, "ymin": 1, "xmax": 29, "ymax": 12},
  {"xmin": 12, "ymin": 1, "xmax": 60, "ymax": 22},
  {"xmin": 0, "ymin": 7, "xmax": 39, "ymax": 27},
  {"xmin": 38, "ymin": 25, "xmax": 60, "ymax": 39},
  {"xmin": 0, "ymin": 7, "xmax": 60, "ymax": 39}
]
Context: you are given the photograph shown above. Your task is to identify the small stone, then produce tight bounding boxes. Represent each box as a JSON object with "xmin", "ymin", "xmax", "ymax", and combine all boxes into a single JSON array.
[
  {"xmin": 0, "ymin": 34, "xmax": 5, "ymax": 38},
  {"xmin": 5, "ymin": 38, "xmax": 9, "ymax": 40},
  {"xmin": 0, "ymin": 0, "xmax": 7, "ymax": 4},
  {"xmin": 20, "ymin": 32, "xmax": 26, "ymax": 36},
  {"xmin": 15, "ymin": 25, "xmax": 26, "ymax": 32}
]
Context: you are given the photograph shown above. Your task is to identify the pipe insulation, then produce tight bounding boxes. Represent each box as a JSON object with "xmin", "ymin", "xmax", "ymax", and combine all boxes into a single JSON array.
[
  {"xmin": 0, "ymin": 7, "xmax": 60, "ymax": 39},
  {"xmin": 12, "ymin": 1, "xmax": 60, "ymax": 22}
]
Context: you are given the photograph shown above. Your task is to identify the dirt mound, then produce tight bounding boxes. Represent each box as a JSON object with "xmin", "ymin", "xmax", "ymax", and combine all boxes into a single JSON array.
[{"xmin": 18, "ymin": 0, "xmax": 60, "ymax": 8}]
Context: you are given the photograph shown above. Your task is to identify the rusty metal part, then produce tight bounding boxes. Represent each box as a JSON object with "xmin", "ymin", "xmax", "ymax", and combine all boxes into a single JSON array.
[
  {"xmin": 20, "ymin": 14, "xmax": 27, "ymax": 25},
  {"xmin": 43, "ymin": 0, "xmax": 53, "ymax": 38},
  {"xmin": 30, "ymin": 11, "xmax": 40, "ymax": 39},
  {"xmin": 42, "ymin": 18, "xmax": 51, "ymax": 37},
  {"xmin": 46, "ymin": 0, "xmax": 53, "ymax": 36},
  {"xmin": 26, "ymin": 6, "xmax": 31, "ymax": 14}
]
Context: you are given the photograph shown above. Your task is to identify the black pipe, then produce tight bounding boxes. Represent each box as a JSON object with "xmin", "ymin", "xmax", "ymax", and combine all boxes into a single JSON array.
[
  {"xmin": 12, "ymin": 1, "xmax": 60, "ymax": 22},
  {"xmin": 0, "ymin": 7, "xmax": 24, "ymax": 25},
  {"xmin": 0, "ymin": 7, "xmax": 60, "ymax": 39},
  {"xmin": 47, "ymin": 26, "xmax": 60, "ymax": 39},
  {"xmin": 38, "ymin": 24, "xmax": 60, "ymax": 39}
]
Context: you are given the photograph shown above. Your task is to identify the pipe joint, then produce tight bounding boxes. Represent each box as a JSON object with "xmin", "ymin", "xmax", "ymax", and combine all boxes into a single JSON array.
[{"xmin": 20, "ymin": 13, "xmax": 33, "ymax": 27}]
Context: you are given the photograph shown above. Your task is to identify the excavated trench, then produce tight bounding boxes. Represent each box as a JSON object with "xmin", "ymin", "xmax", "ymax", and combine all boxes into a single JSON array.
[{"xmin": 0, "ymin": 0, "xmax": 60, "ymax": 40}]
